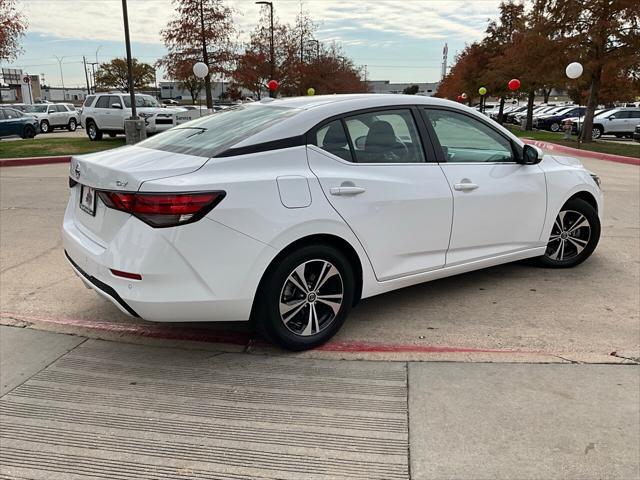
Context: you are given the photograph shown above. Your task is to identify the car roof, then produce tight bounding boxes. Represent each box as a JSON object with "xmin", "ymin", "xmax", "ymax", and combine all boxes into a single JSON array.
[{"xmin": 230, "ymin": 94, "xmax": 523, "ymax": 149}]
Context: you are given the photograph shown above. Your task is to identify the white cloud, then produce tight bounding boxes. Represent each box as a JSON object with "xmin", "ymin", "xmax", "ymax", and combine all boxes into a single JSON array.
[{"xmin": 22, "ymin": 0, "xmax": 501, "ymax": 45}]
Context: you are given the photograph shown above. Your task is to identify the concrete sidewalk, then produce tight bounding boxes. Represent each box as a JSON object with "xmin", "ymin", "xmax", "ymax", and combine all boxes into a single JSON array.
[{"xmin": 1, "ymin": 325, "xmax": 638, "ymax": 479}]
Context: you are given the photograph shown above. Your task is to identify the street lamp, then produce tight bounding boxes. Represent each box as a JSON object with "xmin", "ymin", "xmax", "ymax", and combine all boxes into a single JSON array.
[
  {"xmin": 566, "ymin": 61, "xmax": 583, "ymax": 148},
  {"xmin": 255, "ymin": 1, "xmax": 275, "ymax": 97},
  {"xmin": 53, "ymin": 55, "xmax": 66, "ymax": 101},
  {"xmin": 121, "ymin": 0, "xmax": 146, "ymax": 144}
]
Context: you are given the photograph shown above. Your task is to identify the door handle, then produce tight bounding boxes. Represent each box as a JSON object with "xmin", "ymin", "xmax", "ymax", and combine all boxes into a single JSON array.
[
  {"xmin": 330, "ymin": 186, "xmax": 366, "ymax": 196},
  {"xmin": 454, "ymin": 182, "xmax": 479, "ymax": 191}
]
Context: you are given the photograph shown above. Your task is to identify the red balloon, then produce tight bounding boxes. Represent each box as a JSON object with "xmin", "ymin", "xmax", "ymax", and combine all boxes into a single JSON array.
[
  {"xmin": 267, "ymin": 79, "xmax": 279, "ymax": 91},
  {"xmin": 456, "ymin": 95, "xmax": 463, "ymax": 102},
  {"xmin": 508, "ymin": 78, "xmax": 521, "ymax": 91}
]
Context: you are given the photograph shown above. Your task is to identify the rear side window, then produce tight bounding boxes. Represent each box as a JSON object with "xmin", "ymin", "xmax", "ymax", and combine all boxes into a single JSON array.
[
  {"xmin": 83, "ymin": 96, "xmax": 95, "ymax": 107},
  {"xmin": 95, "ymin": 96, "xmax": 110, "ymax": 108},
  {"xmin": 56, "ymin": 105, "xmax": 67, "ymax": 112},
  {"xmin": 315, "ymin": 121, "xmax": 352, "ymax": 162},
  {"xmin": 138, "ymin": 104, "xmax": 300, "ymax": 158}
]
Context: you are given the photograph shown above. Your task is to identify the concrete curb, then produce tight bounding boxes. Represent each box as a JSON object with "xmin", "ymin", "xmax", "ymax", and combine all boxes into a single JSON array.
[
  {"xmin": 2, "ymin": 311, "xmax": 636, "ymax": 364},
  {"xmin": 523, "ymin": 138, "xmax": 640, "ymax": 166},
  {"xmin": 0, "ymin": 155, "xmax": 71, "ymax": 167}
]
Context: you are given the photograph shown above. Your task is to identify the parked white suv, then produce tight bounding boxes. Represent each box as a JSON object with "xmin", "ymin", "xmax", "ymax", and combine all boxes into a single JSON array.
[
  {"xmin": 28, "ymin": 103, "xmax": 80, "ymax": 133},
  {"xmin": 81, "ymin": 93, "xmax": 184, "ymax": 141},
  {"xmin": 590, "ymin": 108, "xmax": 640, "ymax": 139}
]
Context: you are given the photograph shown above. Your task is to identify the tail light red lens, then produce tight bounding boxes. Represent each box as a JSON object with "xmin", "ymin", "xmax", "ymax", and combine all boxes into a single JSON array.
[{"xmin": 98, "ymin": 191, "xmax": 225, "ymax": 228}]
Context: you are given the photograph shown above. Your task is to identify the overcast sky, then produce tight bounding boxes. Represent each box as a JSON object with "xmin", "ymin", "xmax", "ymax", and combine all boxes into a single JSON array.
[{"xmin": 5, "ymin": 0, "xmax": 502, "ymax": 88}]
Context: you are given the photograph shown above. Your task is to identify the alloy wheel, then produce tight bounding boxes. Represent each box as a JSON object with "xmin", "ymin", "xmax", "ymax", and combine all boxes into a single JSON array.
[
  {"xmin": 40, "ymin": 121, "xmax": 49, "ymax": 133},
  {"xmin": 550, "ymin": 122, "xmax": 560, "ymax": 132},
  {"xmin": 88, "ymin": 124, "xmax": 96, "ymax": 139},
  {"xmin": 545, "ymin": 209, "xmax": 591, "ymax": 262},
  {"xmin": 279, "ymin": 259, "xmax": 344, "ymax": 337},
  {"xmin": 69, "ymin": 119, "xmax": 77, "ymax": 131},
  {"xmin": 592, "ymin": 128, "xmax": 602, "ymax": 139}
]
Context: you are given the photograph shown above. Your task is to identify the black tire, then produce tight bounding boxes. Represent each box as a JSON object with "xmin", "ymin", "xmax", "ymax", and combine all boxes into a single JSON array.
[
  {"xmin": 550, "ymin": 122, "xmax": 560, "ymax": 132},
  {"xmin": 86, "ymin": 120, "xmax": 103, "ymax": 141},
  {"xmin": 67, "ymin": 118, "xmax": 77, "ymax": 132},
  {"xmin": 533, "ymin": 198, "xmax": 600, "ymax": 268},
  {"xmin": 22, "ymin": 125, "xmax": 36, "ymax": 139},
  {"xmin": 257, "ymin": 244, "xmax": 355, "ymax": 351},
  {"xmin": 592, "ymin": 125, "xmax": 603, "ymax": 139},
  {"xmin": 40, "ymin": 120, "xmax": 50, "ymax": 134}
]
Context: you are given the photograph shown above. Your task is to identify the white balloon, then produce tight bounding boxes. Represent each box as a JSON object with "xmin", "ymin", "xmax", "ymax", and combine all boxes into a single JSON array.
[
  {"xmin": 566, "ymin": 62, "xmax": 583, "ymax": 79},
  {"xmin": 461, "ymin": 92, "xmax": 468, "ymax": 99},
  {"xmin": 193, "ymin": 62, "xmax": 209, "ymax": 79}
]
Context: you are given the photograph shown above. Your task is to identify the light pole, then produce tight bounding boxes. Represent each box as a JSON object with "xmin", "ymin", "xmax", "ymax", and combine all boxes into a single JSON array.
[
  {"xmin": 121, "ymin": 0, "xmax": 146, "ymax": 144},
  {"xmin": 255, "ymin": 1, "xmax": 275, "ymax": 97},
  {"xmin": 53, "ymin": 55, "xmax": 66, "ymax": 101},
  {"xmin": 566, "ymin": 61, "xmax": 583, "ymax": 148},
  {"xmin": 199, "ymin": 0, "xmax": 213, "ymax": 109}
]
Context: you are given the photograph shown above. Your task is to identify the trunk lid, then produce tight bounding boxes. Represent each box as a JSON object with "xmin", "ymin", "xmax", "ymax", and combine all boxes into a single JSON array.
[
  {"xmin": 69, "ymin": 145, "xmax": 210, "ymax": 246},
  {"xmin": 70, "ymin": 145, "xmax": 209, "ymax": 192}
]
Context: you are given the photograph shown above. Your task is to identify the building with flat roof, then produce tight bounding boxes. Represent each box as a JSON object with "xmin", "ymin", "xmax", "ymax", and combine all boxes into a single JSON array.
[{"xmin": 367, "ymin": 80, "xmax": 440, "ymax": 96}]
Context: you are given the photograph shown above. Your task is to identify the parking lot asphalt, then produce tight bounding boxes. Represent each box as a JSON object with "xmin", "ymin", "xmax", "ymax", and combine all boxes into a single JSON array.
[
  {"xmin": 0, "ymin": 155, "xmax": 638, "ymax": 362},
  {"xmin": 2, "ymin": 128, "xmax": 86, "ymax": 142}
]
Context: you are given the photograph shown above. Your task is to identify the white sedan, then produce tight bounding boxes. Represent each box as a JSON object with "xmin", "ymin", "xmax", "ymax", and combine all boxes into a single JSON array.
[{"xmin": 63, "ymin": 94, "xmax": 602, "ymax": 350}]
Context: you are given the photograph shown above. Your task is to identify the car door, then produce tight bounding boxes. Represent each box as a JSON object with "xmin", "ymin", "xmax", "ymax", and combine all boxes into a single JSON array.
[
  {"xmin": 606, "ymin": 110, "xmax": 630, "ymax": 133},
  {"xmin": 106, "ymin": 95, "xmax": 125, "ymax": 129},
  {"xmin": 45, "ymin": 105, "xmax": 59, "ymax": 126},
  {"xmin": 55, "ymin": 104, "xmax": 70, "ymax": 126},
  {"xmin": 93, "ymin": 95, "xmax": 111, "ymax": 128},
  {"xmin": 0, "ymin": 109, "xmax": 22, "ymax": 137},
  {"xmin": 307, "ymin": 107, "xmax": 453, "ymax": 281},
  {"xmin": 422, "ymin": 107, "xmax": 547, "ymax": 266}
]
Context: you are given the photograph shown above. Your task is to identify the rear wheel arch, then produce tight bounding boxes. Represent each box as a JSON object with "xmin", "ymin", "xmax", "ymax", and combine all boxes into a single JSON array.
[{"xmin": 251, "ymin": 234, "xmax": 364, "ymax": 322}]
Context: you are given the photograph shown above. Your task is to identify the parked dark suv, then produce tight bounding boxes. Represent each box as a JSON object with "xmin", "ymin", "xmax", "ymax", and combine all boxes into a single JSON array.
[{"xmin": 0, "ymin": 107, "xmax": 39, "ymax": 139}]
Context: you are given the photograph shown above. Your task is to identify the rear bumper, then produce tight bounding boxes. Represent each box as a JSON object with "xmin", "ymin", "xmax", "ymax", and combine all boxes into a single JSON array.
[
  {"xmin": 65, "ymin": 250, "xmax": 140, "ymax": 318},
  {"xmin": 62, "ymin": 192, "xmax": 277, "ymax": 322}
]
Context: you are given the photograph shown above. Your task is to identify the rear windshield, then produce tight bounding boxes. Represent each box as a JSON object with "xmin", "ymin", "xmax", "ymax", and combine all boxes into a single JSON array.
[{"xmin": 138, "ymin": 104, "xmax": 300, "ymax": 157}]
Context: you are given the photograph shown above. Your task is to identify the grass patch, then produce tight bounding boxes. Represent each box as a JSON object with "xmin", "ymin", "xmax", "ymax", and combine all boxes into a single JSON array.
[
  {"xmin": 506, "ymin": 126, "xmax": 639, "ymax": 159},
  {"xmin": 0, "ymin": 137, "xmax": 126, "ymax": 159}
]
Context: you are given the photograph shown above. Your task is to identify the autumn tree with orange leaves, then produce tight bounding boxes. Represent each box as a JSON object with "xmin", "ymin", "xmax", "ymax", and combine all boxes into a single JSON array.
[
  {"xmin": 0, "ymin": 0, "xmax": 27, "ymax": 63},
  {"xmin": 232, "ymin": 8, "xmax": 367, "ymax": 98},
  {"xmin": 160, "ymin": 0, "xmax": 236, "ymax": 109}
]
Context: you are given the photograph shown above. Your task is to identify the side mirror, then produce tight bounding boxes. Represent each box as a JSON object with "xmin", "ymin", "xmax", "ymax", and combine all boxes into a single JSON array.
[
  {"xmin": 608, "ymin": 116, "xmax": 615, "ymax": 120},
  {"xmin": 111, "ymin": 103, "xmax": 122, "ymax": 109},
  {"xmin": 521, "ymin": 144, "xmax": 542, "ymax": 165}
]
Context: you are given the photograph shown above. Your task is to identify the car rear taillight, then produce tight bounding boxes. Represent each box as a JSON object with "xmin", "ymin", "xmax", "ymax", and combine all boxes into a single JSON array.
[{"xmin": 97, "ymin": 191, "xmax": 225, "ymax": 228}]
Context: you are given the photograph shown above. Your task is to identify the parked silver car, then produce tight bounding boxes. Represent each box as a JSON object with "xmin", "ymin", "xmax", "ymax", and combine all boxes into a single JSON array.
[{"xmin": 27, "ymin": 103, "xmax": 80, "ymax": 133}]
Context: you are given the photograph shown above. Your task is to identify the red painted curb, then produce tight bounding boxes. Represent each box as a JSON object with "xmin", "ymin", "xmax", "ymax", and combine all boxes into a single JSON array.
[
  {"xmin": 0, "ymin": 155, "xmax": 71, "ymax": 167},
  {"xmin": 2, "ymin": 311, "xmax": 528, "ymax": 354},
  {"xmin": 524, "ymin": 139, "xmax": 640, "ymax": 166}
]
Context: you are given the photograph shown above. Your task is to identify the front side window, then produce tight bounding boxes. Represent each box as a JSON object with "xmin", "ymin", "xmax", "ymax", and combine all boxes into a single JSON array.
[
  {"xmin": 343, "ymin": 109, "xmax": 426, "ymax": 163},
  {"xmin": 425, "ymin": 109, "xmax": 514, "ymax": 163},
  {"xmin": 109, "ymin": 96, "xmax": 122, "ymax": 108},
  {"xmin": 138, "ymin": 104, "xmax": 300, "ymax": 158},
  {"xmin": 122, "ymin": 95, "xmax": 161, "ymax": 108}
]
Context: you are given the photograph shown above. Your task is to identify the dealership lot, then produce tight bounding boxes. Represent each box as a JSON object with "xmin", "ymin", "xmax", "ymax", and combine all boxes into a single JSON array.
[
  {"xmin": 1, "ymin": 153, "xmax": 639, "ymax": 478},
  {"xmin": 0, "ymin": 155, "xmax": 638, "ymax": 361}
]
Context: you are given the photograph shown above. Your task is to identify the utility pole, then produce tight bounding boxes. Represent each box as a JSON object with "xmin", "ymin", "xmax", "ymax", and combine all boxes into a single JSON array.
[
  {"xmin": 199, "ymin": 0, "xmax": 213, "ymax": 109},
  {"xmin": 89, "ymin": 63, "xmax": 98, "ymax": 93},
  {"xmin": 54, "ymin": 55, "xmax": 66, "ymax": 101},
  {"xmin": 82, "ymin": 56, "xmax": 91, "ymax": 97},
  {"xmin": 256, "ymin": 1, "xmax": 275, "ymax": 97}
]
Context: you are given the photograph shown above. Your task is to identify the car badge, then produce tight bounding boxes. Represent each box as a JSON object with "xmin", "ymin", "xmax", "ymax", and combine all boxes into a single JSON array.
[{"xmin": 73, "ymin": 163, "xmax": 81, "ymax": 179}]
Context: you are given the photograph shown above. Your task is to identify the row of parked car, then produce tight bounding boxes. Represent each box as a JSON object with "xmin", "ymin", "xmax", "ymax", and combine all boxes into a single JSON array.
[
  {"xmin": 0, "ymin": 102, "xmax": 81, "ymax": 139},
  {"xmin": 484, "ymin": 103, "xmax": 640, "ymax": 140}
]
